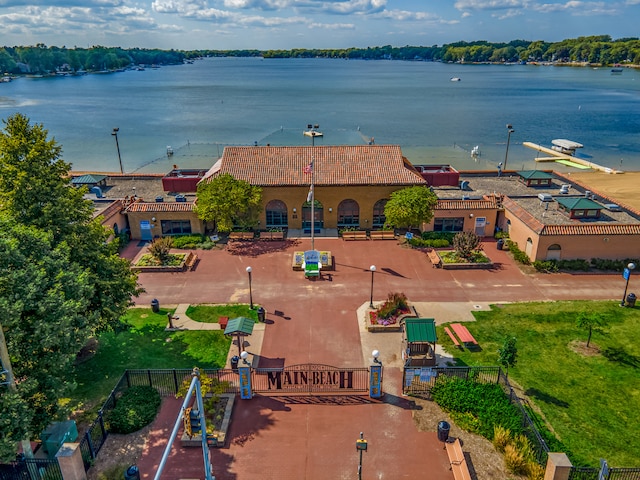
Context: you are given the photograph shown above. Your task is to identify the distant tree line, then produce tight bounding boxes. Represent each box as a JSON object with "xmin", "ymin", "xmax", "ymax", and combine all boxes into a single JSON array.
[{"xmin": 2, "ymin": 36, "xmax": 639, "ymax": 75}]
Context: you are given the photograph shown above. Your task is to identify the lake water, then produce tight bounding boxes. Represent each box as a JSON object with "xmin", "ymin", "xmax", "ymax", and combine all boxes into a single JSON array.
[{"xmin": 1, "ymin": 58, "xmax": 639, "ymax": 173}]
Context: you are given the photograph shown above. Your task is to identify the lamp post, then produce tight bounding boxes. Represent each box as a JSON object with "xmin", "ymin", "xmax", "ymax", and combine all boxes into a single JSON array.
[
  {"xmin": 620, "ymin": 262, "xmax": 636, "ymax": 307},
  {"xmin": 369, "ymin": 265, "xmax": 376, "ymax": 309},
  {"xmin": 503, "ymin": 124, "xmax": 515, "ymax": 172},
  {"xmin": 246, "ymin": 266, "xmax": 253, "ymax": 309},
  {"xmin": 356, "ymin": 432, "xmax": 368, "ymax": 480},
  {"xmin": 240, "ymin": 350, "xmax": 251, "ymax": 367},
  {"xmin": 112, "ymin": 127, "xmax": 124, "ymax": 174},
  {"xmin": 307, "ymin": 123, "xmax": 320, "ymax": 251}
]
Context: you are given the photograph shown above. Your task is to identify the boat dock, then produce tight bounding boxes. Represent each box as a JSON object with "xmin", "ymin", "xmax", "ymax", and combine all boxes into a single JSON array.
[{"xmin": 523, "ymin": 141, "xmax": 621, "ymax": 173}]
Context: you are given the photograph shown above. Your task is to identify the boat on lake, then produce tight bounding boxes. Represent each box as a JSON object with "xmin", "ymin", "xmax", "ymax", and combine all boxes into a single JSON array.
[
  {"xmin": 303, "ymin": 130, "xmax": 323, "ymax": 138},
  {"xmin": 551, "ymin": 139, "xmax": 583, "ymax": 155},
  {"xmin": 450, "ymin": 77, "xmax": 461, "ymax": 82}
]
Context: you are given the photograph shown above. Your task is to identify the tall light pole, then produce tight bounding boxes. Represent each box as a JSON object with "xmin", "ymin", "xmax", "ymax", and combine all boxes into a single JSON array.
[
  {"xmin": 620, "ymin": 262, "xmax": 636, "ymax": 307},
  {"xmin": 112, "ymin": 127, "xmax": 124, "ymax": 174},
  {"xmin": 504, "ymin": 124, "xmax": 515, "ymax": 172},
  {"xmin": 356, "ymin": 432, "xmax": 368, "ymax": 480},
  {"xmin": 307, "ymin": 124, "xmax": 320, "ymax": 251},
  {"xmin": 369, "ymin": 265, "xmax": 376, "ymax": 309},
  {"xmin": 246, "ymin": 266, "xmax": 253, "ymax": 309}
]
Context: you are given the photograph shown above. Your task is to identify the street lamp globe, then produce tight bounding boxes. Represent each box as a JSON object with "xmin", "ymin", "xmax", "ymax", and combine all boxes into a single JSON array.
[
  {"xmin": 628, "ymin": 263, "xmax": 636, "ymax": 270},
  {"xmin": 246, "ymin": 266, "xmax": 252, "ymax": 273},
  {"xmin": 370, "ymin": 265, "xmax": 376, "ymax": 273}
]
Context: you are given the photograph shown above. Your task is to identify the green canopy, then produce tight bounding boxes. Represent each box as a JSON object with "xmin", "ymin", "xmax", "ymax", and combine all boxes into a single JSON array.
[
  {"xmin": 404, "ymin": 318, "xmax": 437, "ymax": 343},
  {"xmin": 224, "ymin": 317, "xmax": 255, "ymax": 336}
]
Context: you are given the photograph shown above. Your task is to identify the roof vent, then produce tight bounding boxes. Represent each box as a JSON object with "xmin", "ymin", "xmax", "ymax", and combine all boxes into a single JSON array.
[
  {"xmin": 559, "ymin": 184, "xmax": 570, "ymax": 194},
  {"xmin": 584, "ymin": 190, "xmax": 591, "ymax": 198},
  {"xmin": 538, "ymin": 193, "xmax": 553, "ymax": 202},
  {"xmin": 175, "ymin": 195, "xmax": 187, "ymax": 202},
  {"xmin": 155, "ymin": 196, "xmax": 164, "ymax": 203},
  {"xmin": 460, "ymin": 180, "xmax": 470, "ymax": 190},
  {"xmin": 604, "ymin": 204, "xmax": 622, "ymax": 212}
]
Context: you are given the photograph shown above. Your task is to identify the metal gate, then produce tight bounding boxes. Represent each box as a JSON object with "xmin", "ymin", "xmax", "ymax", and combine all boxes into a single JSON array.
[{"xmin": 252, "ymin": 364, "xmax": 369, "ymax": 395}]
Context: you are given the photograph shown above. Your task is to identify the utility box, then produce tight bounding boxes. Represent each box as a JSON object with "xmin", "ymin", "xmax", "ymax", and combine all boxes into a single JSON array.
[{"xmin": 41, "ymin": 420, "xmax": 78, "ymax": 459}]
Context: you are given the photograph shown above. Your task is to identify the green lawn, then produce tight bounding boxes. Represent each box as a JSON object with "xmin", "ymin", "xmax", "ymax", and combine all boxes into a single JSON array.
[
  {"xmin": 70, "ymin": 307, "xmax": 231, "ymax": 413},
  {"xmin": 186, "ymin": 304, "xmax": 259, "ymax": 323},
  {"xmin": 438, "ymin": 301, "xmax": 640, "ymax": 467}
]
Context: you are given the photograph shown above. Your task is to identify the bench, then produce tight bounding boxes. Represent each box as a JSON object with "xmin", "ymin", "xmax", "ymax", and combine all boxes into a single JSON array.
[
  {"xmin": 184, "ymin": 252, "xmax": 198, "ymax": 271},
  {"xmin": 451, "ymin": 323, "xmax": 478, "ymax": 345},
  {"xmin": 445, "ymin": 438, "xmax": 472, "ymax": 480},
  {"xmin": 444, "ymin": 326, "xmax": 461, "ymax": 347},
  {"xmin": 259, "ymin": 231, "xmax": 285, "ymax": 241},
  {"xmin": 229, "ymin": 232, "xmax": 254, "ymax": 241},
  {"xmin": 218, "ymin": 316, "xmax": 229, "ymax": 330},
  {"xmin": 427, "ymin": 249, "xmax": 442, "ymax": 268},
  {"xmin": 370, "ymin": 231, "xmax": 395, "ymax": 240},
  {"xmin": 342, "ymin": 231, "xmax": 368, "ymax": 241}
]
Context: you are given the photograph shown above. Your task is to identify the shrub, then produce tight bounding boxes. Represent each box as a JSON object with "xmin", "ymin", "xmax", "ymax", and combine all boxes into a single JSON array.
[
  {"xmin": 533, "ymin": 260, "xmax": 558, "ymax": 273},
  {"xmin": 556, "ymin": 259, "xmax": 590, "ymax": 271},
  {"xmin": 526, "ymin": 460, "xmax": 545, "ymax": 480},
  {"xmin": 494, "ymin": 231, "xmax": 510, "ymax": 240},
  {"xmin": 453, "ymin": 231, "xmax": 482, "ymax": 262},
  {"xmin": 376, "ymin": 292, "xmax": 409, "ymax": 319},
  {"xmin": 493, "ymin": 425, "xmax": 511, "ymax": 453},
  {"xmin": 506, "ymin": 240, "xmax": 531, "ymax": 265},
  {"xmin": 421, "ymin": 231, "xmax": 456, "ymax": 242},
  {"xmin": 408, "ymin": 237, "xmax": 450, "ymax": 248},
  {"xmin": 148, "ymin": 237, "xmax": 174, "ymax": 264},
  {"xmin": 504, "ymin": 443, "xmax": 528, "ymax": 475},
  {"xmin": 106, "ymin": 386, "xmax": 161, "ymax": 434}
]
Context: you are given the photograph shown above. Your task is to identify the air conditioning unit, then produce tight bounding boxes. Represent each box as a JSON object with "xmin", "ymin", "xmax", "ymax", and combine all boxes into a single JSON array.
[
  {"xmin": 175, "ymin": 195, "xmax": 187, "ymax": 202},
  {"xmin": 538, "ymin": 193, "xmax": 553, "ymax": 202},
  {"xmin": 604, "ymin": 204, "xmax": 622, "ymax": 212},
  {"xmin": 559, "ymin": 185, "xmax": 570, "ymax": 194}
]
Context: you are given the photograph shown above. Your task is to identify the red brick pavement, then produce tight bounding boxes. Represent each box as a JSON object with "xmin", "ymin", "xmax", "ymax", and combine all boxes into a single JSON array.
[{"xmin": 127, "ymin": 238, "xmax": 630, "ymax": 479}]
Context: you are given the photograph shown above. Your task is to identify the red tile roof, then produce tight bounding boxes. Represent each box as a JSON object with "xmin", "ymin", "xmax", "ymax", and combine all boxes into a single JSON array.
[
  {"xmin": 126, "ymin": 202, "xmax": 194, "ymax": 213},
  {"xmin": 202, "ymin": 145, "xmax": 426, "ymax": 187},
  {"xmin": 436, "ymin": 197, "xmax": 498, "ymax": 210},
  {"xmin": 540, "ymin": 224, "xmax": 640, "ymax": 236}
]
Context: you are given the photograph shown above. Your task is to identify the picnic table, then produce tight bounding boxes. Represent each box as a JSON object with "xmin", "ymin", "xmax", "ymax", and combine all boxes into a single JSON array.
[{"xmin": 450, "ymin": 323, "xmax": 478, "ymax": 345}]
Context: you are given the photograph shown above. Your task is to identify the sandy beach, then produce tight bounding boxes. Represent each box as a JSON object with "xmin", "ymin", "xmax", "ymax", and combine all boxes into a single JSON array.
[{"xmin": 562, "ymin": 171, "xmax": 640, "ymax": 212}]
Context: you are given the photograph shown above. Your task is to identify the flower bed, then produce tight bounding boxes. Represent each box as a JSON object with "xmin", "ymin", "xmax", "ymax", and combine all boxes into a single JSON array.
[
  {"xmin": 366, "ymin": 292, "xmax": 417, "ymax": 332},
  {"xmin": 437, "ymin": 250, "xmax": 493, "ymax": 270}
]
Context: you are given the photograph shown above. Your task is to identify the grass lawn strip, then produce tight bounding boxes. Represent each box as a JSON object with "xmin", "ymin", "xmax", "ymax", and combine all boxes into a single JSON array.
[{"xmin": 438, "ymin": 301, "xmax": 640, "ymax": 467}]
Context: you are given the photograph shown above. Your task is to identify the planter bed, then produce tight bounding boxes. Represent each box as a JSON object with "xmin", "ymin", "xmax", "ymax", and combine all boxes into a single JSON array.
[
  {"xmin": 180, "ymin": 393, "xmax": 235, "ymax": 448},
  {"xmin": 366, "ymin": 306, "xmax": 418, "ymax": 332},
  {"xmin": 131, "ymin": 251, "xmax": 191, "ymax": 272}
]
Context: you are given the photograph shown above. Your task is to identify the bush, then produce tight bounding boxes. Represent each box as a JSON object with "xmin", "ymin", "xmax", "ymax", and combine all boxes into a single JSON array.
[
  {"xmin": 506, "ymin": 240, "xmax": 530, "ymax": 265},
  {"xmin": 421, "ymin": 231, "xmax": 456, "ymax": 242},
  {"xmin": 106, "ymin": 386, "xmax": 161, "ymax": 434},
  {"xmin": 408, "ymin": 237, "xmax": 450, "ymax": 248},
  {"xmin": 504, "ymin": 443, "xmax": 528, "ymax": 475},
  {"xmin": 430, "ymin": 376, "xmax": 523, "ymax": 439},
  {"xmin": 493, "ymin": 425, "xmax": 511, "ymax": 453},
  {"xmin": 533, "ymin": 260, "xmax": 558, "ymax": 273},
  {"xmin": 376, "ymin": 292, "xmax": 409, "ymax": 319},
  {"xmin": 556, "ymin": 259, "xmax": 591, "ymax": 271},
  {"xmin": 171, "ymin": 234, "xmax": 217, "ymax": 250}
]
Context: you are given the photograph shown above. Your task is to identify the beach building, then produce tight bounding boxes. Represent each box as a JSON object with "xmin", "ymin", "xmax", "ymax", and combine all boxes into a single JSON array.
[{"xmin": 80, "ymin": 145, "xmax": 640, "ymax": 263}]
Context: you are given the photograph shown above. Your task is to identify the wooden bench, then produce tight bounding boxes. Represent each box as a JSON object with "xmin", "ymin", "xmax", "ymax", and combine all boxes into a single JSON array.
[
  {"xmin": 370, "ymin": 231, "xmax": 395, "ymax": 240},
  {"xmin": 342, "ymin": 231, "xmax": 368, "ymax": 241},
  {"xmin": 427, "ymin": 249, "xmax": 442, "ymax": 268},
  {"xmin": 444, "ymin": 326, "xmax": 461, "ymax": 347},
  {"xmin": 445, "ymin": 438, "xmax": 472, "ymax": 480},
  {"xmin": 229, "ymin": 232, "xmax": 254, "ymax": 241},
  {"xmin": 184, "ymin": 252, "xmax": 198, "ymax": 271},
  {"xmin": 259, "ymin": 231, "xmax": 285, "ymax": 241},
  {"xmin": 218, "ymin": 316, "xmax": 229, "ymax": 330}
]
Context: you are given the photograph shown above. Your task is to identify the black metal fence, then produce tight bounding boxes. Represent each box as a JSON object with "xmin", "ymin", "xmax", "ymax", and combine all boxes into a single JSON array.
[
  {"xmin": 0, "ymin": 458, "xmax": 62, "ymax": 480},
  {"xmin": 569, "ymin": 467, "xmax": 640, "ymax": 480}
]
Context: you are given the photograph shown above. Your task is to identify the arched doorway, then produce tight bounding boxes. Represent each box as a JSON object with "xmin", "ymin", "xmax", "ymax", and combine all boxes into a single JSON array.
[
  {"xmin": 525, "ymin": 237, "xmax": 533, "ymax": 257},
  {"xmin": 302, "ymin": 200, "xmax": 323, "ymax": 234},
  {"xmin": 265, "ymin": 200, "xmax": 288, "ymax": 228},
  {"xmin": 337, "ymin": 199, "xmax": 360, "ymax": 229},
  {"xmin": 546, "ymin": 244, "xmax": 562, "ymax": 260},
  {"xmin": 372, "ymin": 199, "xmax": 387, "ymax": 228}
]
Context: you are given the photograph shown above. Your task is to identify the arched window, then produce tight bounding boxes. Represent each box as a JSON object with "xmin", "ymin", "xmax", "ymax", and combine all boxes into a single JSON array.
[
  {"xmin": 548, "ymin": 244, "xmax": 561, "ymax": 250},
  {"xmin": 266, "ymin": 200, "xmax": 288, "ymax": 227},
  {"xmin": 372, "ymin": 199, "xmax": 387, "ymax": 228},
  {"xmin": 546, "ymin": 243, "xmax": 561, "ymax": 260},
  {"xmin": 338, "ymin": 199, "xmax": 360, "ymax": 227}
]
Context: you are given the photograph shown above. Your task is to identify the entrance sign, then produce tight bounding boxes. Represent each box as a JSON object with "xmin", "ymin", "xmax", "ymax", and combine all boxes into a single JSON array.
[
  {"xmin": 252, "ymin": 364, "xmax": 369, "ymax": 394},
  {"xmin": 238, "ymin": 366, "xmax": 252, "ymax": 399},
  {"xmin": 623, "ymin": 268, "xmax": 631, "ymax": 280},
  {"xmin": 369, "ymin": 365, "xmax": 383, "ymax": 398}
]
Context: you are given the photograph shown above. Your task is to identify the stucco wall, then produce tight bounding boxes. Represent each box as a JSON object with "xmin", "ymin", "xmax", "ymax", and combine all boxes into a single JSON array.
[
  {"xmin": 425, "ymin": 208, "xmax": 499, "ymax": 237},
  {"xmin": 128, "ymin": 210, "xmax": 204, "ymax": 240}
]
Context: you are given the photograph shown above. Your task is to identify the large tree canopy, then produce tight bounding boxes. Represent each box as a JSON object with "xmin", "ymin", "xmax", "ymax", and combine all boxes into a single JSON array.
[
  {"xmin": 383, "ymin": 186, "xmax": 438, "ymax": 231},
  {"xmin": 0, "ymin": 113, "xmax": 140, "ymax": 460},
  {"xmin": 194, "ymin": 173, "xmax": 262, "ymax": 232}
]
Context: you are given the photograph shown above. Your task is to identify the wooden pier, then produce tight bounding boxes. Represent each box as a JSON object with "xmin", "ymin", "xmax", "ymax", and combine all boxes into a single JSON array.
[{"xmin": 523, "ymin": 142, "xmax": 621, "ymax": 173}]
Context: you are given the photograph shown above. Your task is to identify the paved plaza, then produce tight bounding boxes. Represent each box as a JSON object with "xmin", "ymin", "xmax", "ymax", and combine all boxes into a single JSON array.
[{"xmin": 126, "ymin": 237, "xmax": 630, "ymax": 479}]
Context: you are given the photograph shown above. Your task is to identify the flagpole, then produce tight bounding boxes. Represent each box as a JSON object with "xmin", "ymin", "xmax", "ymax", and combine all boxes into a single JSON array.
[{"xmin": 307, "ymin": 123, "xmax": 319, "ymax": 252}]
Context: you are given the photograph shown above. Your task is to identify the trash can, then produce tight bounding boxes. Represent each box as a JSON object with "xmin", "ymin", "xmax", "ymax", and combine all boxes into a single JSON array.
[
  {"xmin": 257, "ymin": 306, "xmax": 266, "ymax": 322},
  {"xmin": 231, "ymin": 355, "xmax": 239, "ymax": 371},
  {"xmin": 496, "ymin": 239, "xmax": 505, "ymax": 250},
  {"xmin": 437, "ymin": 421, "xmax": 450, "ymax": 443},
  {"xmin": 124, "ymin": 466, "xmax": 140, "ymax": 480},
  {"xmin": 150, "ymin": 299, "xmax": 160, "ymax": 313},
  {"xmin": 626, "ymin": 293, "xmax": 636, "ymax": 307}
]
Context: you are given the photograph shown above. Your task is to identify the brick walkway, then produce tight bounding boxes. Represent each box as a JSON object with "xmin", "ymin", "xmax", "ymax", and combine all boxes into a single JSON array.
[{"xmin": 128, "ymin": 238, "xmax": 630, "ymax": 479}]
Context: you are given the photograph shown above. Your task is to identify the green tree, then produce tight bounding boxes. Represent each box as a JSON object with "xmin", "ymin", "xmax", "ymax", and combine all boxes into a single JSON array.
[
  {"xmin": 194, "ymin": 173, "xmax": 262, "ymax": 232},
  {"xmin": 383, "ymin": 186, "xmax": 438, "ymax": 232},
  {"xmin": 498, "ymin": 337, "xmax": 518, "ymax": 376},
  {"xmin": 0, "ymin": 114, "xmax": 141, "ymax": 460},
  {"xmin": 576, "ymin": 312, "xmax": 606, "ymax": 348}
]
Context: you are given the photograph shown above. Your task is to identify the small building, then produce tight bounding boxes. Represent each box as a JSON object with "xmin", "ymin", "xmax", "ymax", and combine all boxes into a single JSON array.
[
  {"xmin": 516, "ymin": 170, "xmax": 554, "ymax": 187},
  {"xmin": 555, "ymin": 196, "xmax": 602, "ymax": 219},
  {"xmin": 402, "ymin": 318, "xmax": 437, "ymax": 367},
  {"xmin": 162, "ymin": 168, "xmax": 208, "ymax": 193},
  {"xmin": 412, "ymin": 165, "xmax": 460, "ymax": 187}
]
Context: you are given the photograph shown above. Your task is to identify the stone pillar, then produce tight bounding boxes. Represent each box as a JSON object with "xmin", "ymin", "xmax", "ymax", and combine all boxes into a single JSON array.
[
  {"xmin": 56, "ymin": 443, "xmax": 87, "ymax": 480},
  {"xmin": 544, "ymin": 453, "xmax": 572, "ymax": 480}
]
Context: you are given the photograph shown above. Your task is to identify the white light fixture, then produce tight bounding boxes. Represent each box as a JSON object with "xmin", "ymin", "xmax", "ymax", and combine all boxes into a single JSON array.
[
  {"xmin": 240, "ymin": 350, "xmax": 251, "ymax": 366},
  {"xmin": 329, "ymin": 207, "xmax": 332, "ymax": 212},
  {"xmin": 246, "ymin": 266, "xmax": 252, "ymax": 273},
  {"xmin": 293, "ymin": 208, "xmax": 297, "ymax": 213},
  {"xmin": 151, "ymin": 217, "xmax": 156, "ymax": 222},
  {"xmin": 372, "ymin": 349, "xmax": 382, "ymax": 364}
]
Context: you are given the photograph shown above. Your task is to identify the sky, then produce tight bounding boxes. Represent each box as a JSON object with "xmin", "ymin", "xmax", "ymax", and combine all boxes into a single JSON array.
[{"xmin": 1, "ymin": 0, "xmax": 639, "ymax": 51}]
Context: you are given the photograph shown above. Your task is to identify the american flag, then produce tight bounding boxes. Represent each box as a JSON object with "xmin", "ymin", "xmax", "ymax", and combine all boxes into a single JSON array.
[
  {"xmin": 307, "ymin": 186, "xmax": 313, "ymax": 202},
  {"xmin": 303, "ymin": 162, "xmax": 313, "ymax": 174}
]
